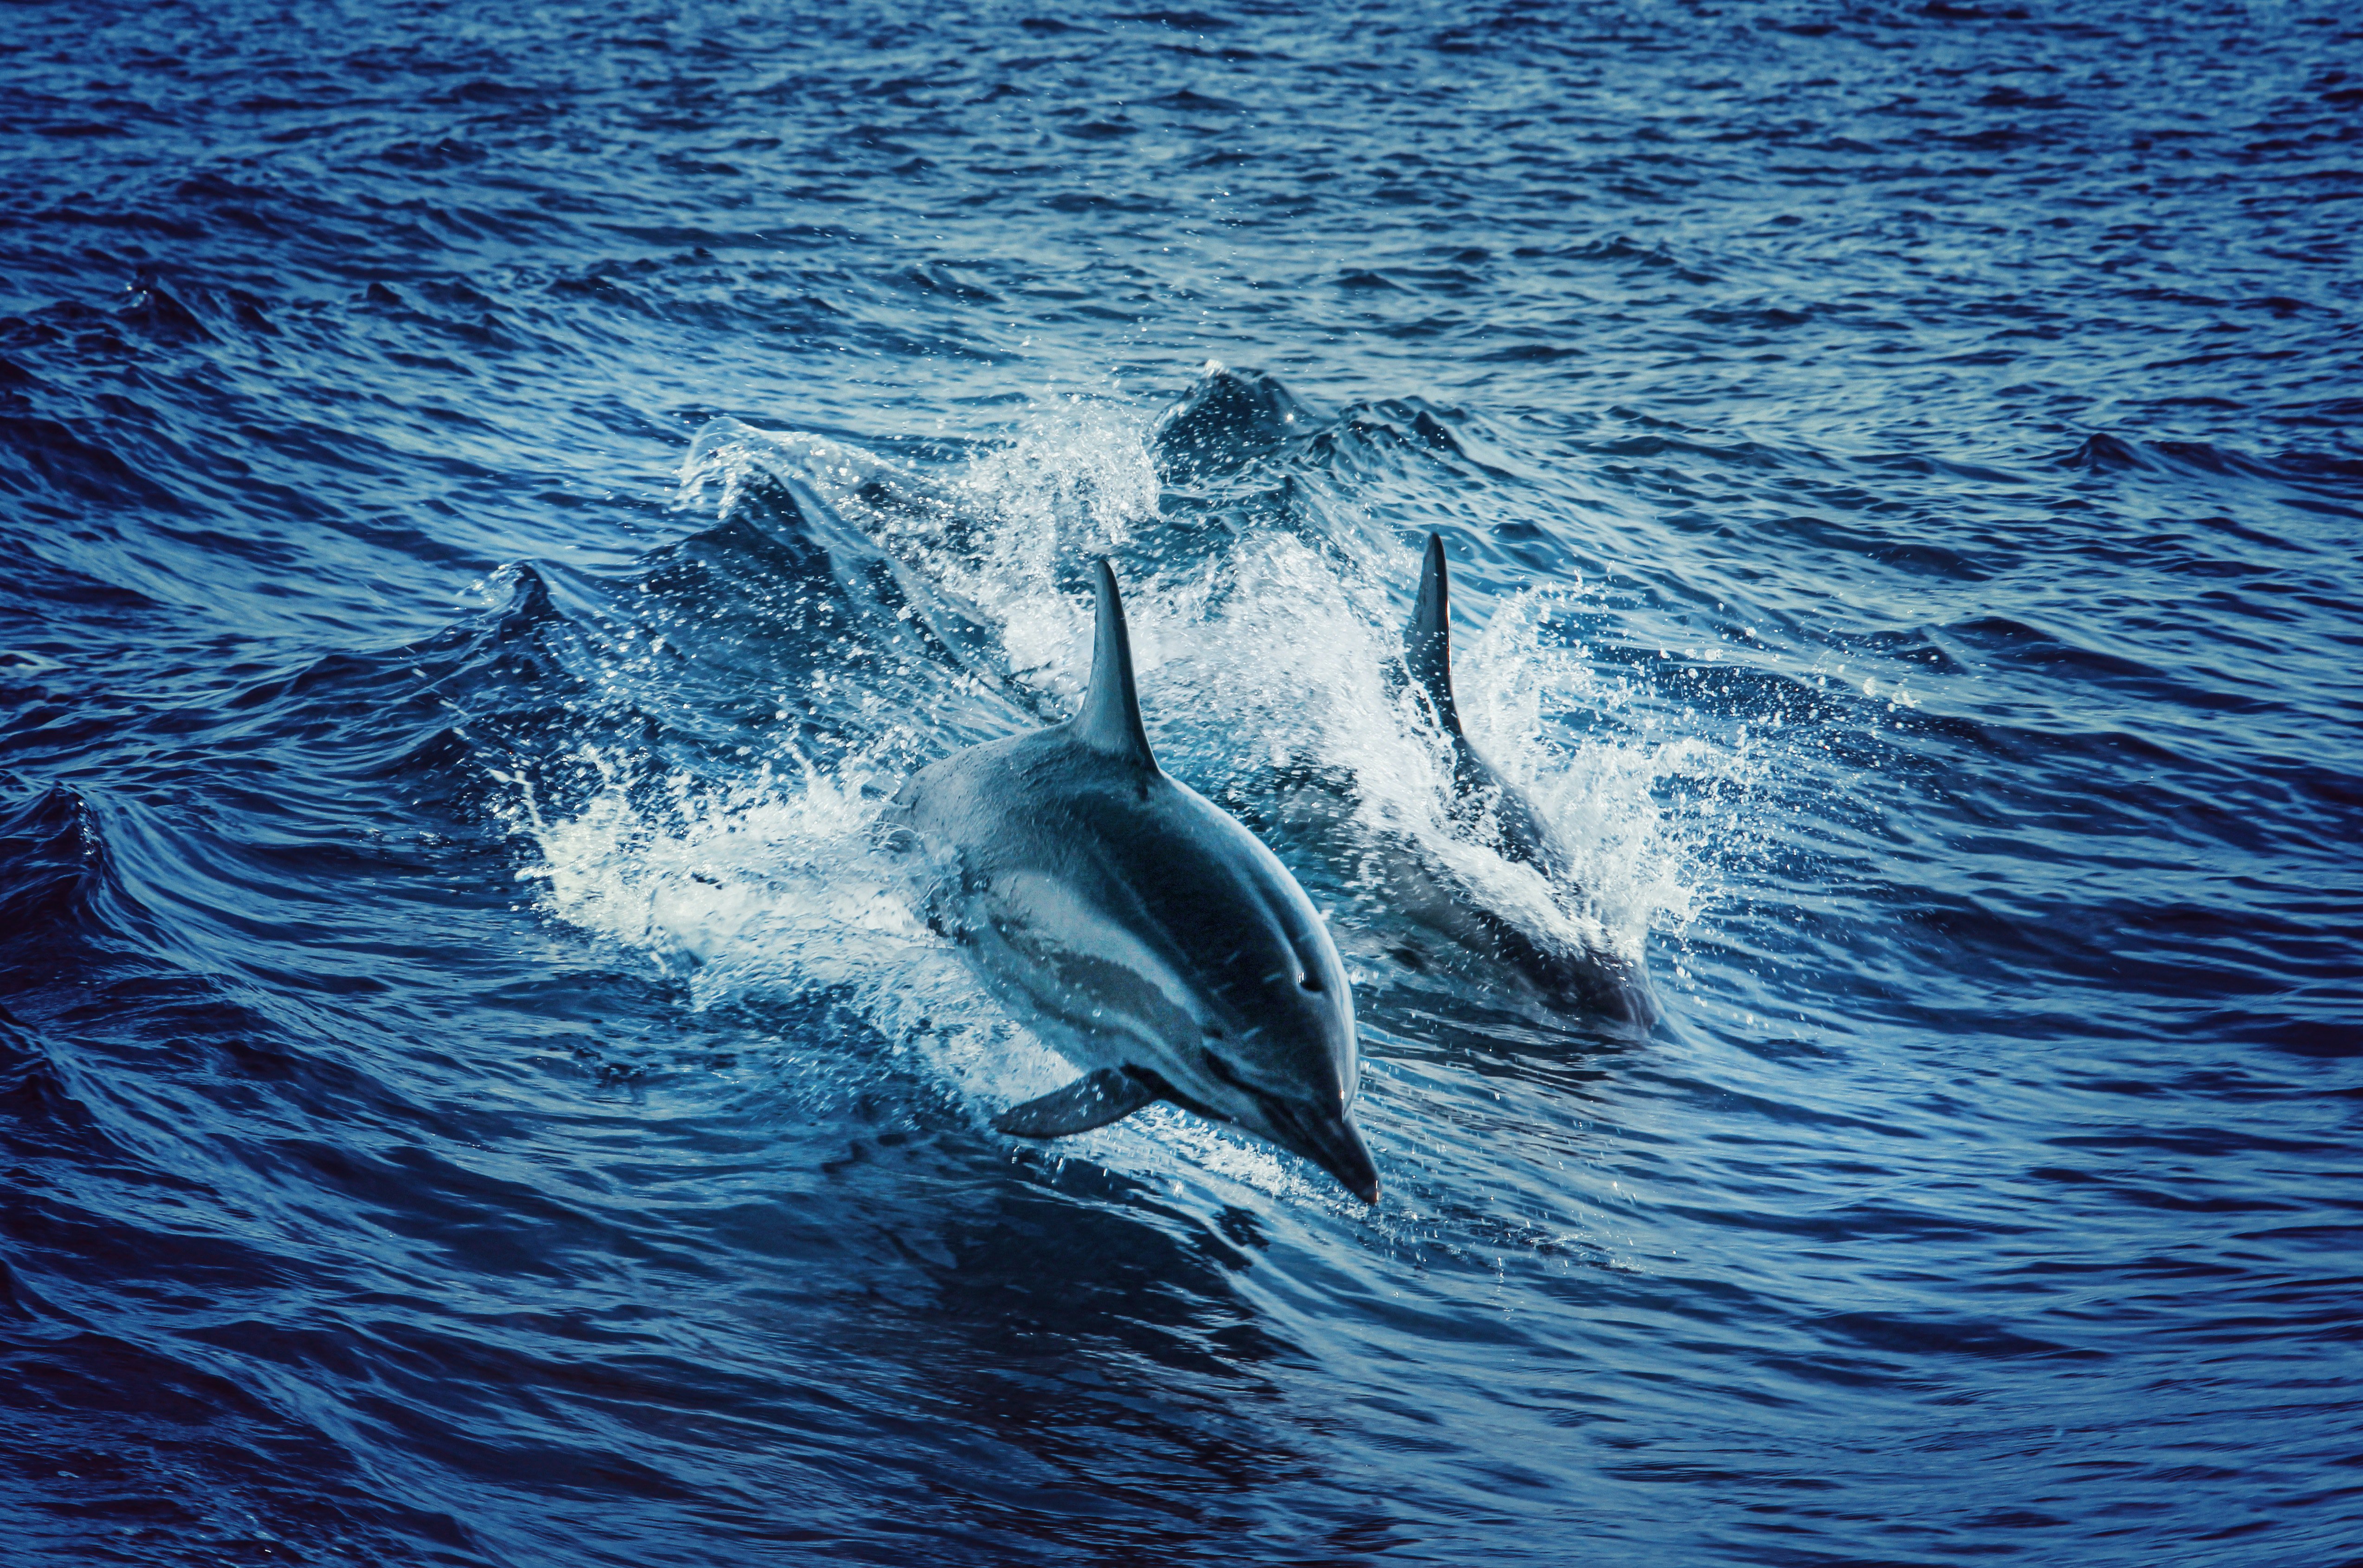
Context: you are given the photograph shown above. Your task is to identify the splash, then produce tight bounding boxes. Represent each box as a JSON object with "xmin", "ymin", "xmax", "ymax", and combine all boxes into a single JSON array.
[
  {"xmin": 677, "ymin": 397, "xmax": 1162, "ymax": 712},
  {"xmin": 1454, "ymin": 585, "xmax": 1725, "ymax": 952},
  {"xmin": 671, "ymin": 392, "xmax": 1737, "ymax": 989},
  {"xmin": 497, "ymin": 743, "xmax": 940, "ymax": 1012},
  {"xmin": 1198, "ymin": 538, "xmax": 1729, "ymax": 967}
]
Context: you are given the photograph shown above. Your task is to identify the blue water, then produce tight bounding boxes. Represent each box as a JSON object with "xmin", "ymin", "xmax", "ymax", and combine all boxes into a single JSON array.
[{"xmin": 5, "ymin": 2, "xmax": 2360, "ymax": 1562}]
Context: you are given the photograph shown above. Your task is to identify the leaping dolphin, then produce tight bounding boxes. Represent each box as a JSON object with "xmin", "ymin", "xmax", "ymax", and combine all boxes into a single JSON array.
[
  {"xmin": 892, "ymin": 561, "xmax": 1380, "ymax": 1204},
  {"xmin": 1392, "ymin": 533, "xmax": 1657, "ymax": 1029}
]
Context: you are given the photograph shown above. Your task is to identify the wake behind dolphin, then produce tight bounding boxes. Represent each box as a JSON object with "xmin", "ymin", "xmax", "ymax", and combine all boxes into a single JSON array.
[{"xmin": 891, "ymin": 561, "xmax": 1380, "ymax": 1203}]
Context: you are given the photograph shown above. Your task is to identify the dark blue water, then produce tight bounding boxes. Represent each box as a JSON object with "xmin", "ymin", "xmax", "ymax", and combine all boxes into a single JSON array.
[{"xmin": 5, "ymin": 2, "xmax": 2360, "ymax": 1562}]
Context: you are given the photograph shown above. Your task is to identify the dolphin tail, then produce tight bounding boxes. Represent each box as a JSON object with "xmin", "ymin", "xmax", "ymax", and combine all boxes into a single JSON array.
[
  {"xmin": 1069, "ymin": 560, "xmax": 1160, "ymax": 768},
  {"xmin": 994, "ymin": 1067, "xmax": 1160, "ymax": 1137},
  {"xmin": 1406, "ymin": 532, "xmax": 1463, "ymax": 737}
]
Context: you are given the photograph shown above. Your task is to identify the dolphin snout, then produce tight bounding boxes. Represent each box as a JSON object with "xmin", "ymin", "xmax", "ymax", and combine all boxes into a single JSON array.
[{"xmin": 1268, "ymin": 1099, "xmax": 1380, "ymax": 1205}]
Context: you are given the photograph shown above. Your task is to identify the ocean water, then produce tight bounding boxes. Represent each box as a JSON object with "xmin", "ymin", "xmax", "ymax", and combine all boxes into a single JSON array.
[{"xmin": 4, "ymin": 1, "xmax": 2359, "ymax": 1563}]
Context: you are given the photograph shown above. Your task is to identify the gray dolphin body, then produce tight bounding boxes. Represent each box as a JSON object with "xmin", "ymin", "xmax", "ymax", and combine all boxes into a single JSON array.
[
  {"xmin": 892, "ymin": 561, "xmax": 1379, "ymax": 1204},
  {"xmin": 1389, "ymin": 533, "xmax": 1657, "ymax": 1030}
]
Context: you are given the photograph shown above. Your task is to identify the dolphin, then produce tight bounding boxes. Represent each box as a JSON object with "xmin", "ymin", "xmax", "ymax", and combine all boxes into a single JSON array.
[
  {"xmin": 891, "ymin": 560, "xmax": 1380, "ymax": 1204},
  {"xmin": 1384, "ymin": 533, "xmax": 1657, "ymax": 1029}
]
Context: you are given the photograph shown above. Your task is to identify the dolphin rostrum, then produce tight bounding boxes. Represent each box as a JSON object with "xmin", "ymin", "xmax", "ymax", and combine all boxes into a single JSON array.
[
  {"xmin": 892, "ymin": 560, "xmax": 1380, "ymax": 1203},
  {"xmin": 1393, "ymin": 533, "xmax": 1657, "ymax": 1029}
]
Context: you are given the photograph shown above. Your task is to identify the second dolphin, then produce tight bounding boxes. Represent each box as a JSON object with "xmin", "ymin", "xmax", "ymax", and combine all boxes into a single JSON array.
[{"xmin": 1392, "ymin": 533, "xmax": 1656, "ymax": 1027}]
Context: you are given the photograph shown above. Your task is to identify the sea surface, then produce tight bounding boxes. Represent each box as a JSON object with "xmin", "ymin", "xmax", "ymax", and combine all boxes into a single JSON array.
[{"xmin": 3, "ymin": 2, "xmax": 2360, "ymax": 1563}]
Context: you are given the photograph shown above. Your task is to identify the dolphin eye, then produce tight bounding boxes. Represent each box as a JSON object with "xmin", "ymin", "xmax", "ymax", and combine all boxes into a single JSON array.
[{"xmin": 1300, "ymin": 973, "xmax": 1324, "ymax": 993}]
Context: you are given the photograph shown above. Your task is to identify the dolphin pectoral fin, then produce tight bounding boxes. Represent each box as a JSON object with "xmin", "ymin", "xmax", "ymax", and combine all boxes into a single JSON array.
[{"xmin": 993, "ymin": 1068, "xmax": 1160, "ymax": 1138}]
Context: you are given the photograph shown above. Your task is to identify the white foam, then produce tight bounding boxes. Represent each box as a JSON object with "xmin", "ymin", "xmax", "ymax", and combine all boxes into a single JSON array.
[
  {"xmin": 674, "ymin": 396, "xmax": 1741, "ymax": 961},
  {"xmin": 517, "ymin": 392, "xmax": 1750, "ymax": 1146},
  {"xmin": 499, "ymin": 745, "xmax": 928, "ymax": 1003},
  {"xmin": 677, "ymin": 403, "xmax": 1161, "ymax": 711}
]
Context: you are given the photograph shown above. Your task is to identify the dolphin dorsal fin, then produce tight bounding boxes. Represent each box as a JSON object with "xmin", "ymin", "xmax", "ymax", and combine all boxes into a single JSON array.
[
  {"xmin": 1406, "ymin": 533, "xmax": 1464, "ymax": 736},
  {"xmin": 1072, "ymin": 559, "xmax": 1159, "ymax": 768}
]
